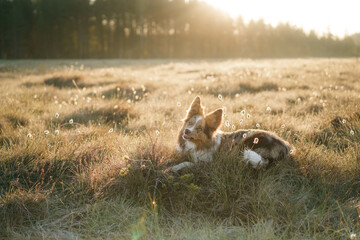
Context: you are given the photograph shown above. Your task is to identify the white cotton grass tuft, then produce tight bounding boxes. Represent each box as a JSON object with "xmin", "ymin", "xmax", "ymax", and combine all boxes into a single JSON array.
[
  {"xmin": 253, "ymin": 138, "xmax": 259, "ymax": 144},
  {"xmin": 55, "ymin": 130, "xmax": 59, "ymax": 135},
  {"xmin": 247, "ymin": 113, "xmax": 251, "ymax": 119},
  {"xmin": 108, "ymin": 128, "xmax": 114, "ymax": 133},
  {"xmin": 350, "ymin": 232, "xmax": 356, "ymax": 240},
  {"xmin": 27, "ymin": 133, "xmax": 33, "ymax": 138},
  {"xmin": 239, "ymin": 119, "xmax": 243, "ymax": 124},
  {"xmin": 218, "ymin": 94, "xmax": 223, "ymax": 101},
  {"xmin": 240, "ymin": 110, "xmax": 246, "ymax": 116},
  {"xmin": 232, "ymin": 125, "xmax": 236, "ymax": 130},
  {"xmin": 225, "ymin": 120, "xmax": 230, "ymax": 127},
  {"xmin": 69, "ymin": 119, "xmax": 74, "ymax": 124},
  {"xmin": 155, "ymin": 130, "xmax": 160, "ymax": 136},
  {"xmin": 266, "ymin": 106, "xmax": 271, "ymax": 112},
  {"xmin": 256, "ymin": 123, "xmax": 260, "ymax": 128},
  {"xmin": 242, "ymin": 133, "xmax": 247, "ymax": 138},
  {"xmin": 44, "ymin": 130, "xmax": 49, "ymax": 135},
  {"xmin": 281, "ymin": 124, "xmax": 286, "ymax": 128},
  {"xmin": 342, "ymin": 119, "xmax": 346, "ymax": 124},
  {"xmin": 177, "ymin": 102, "xmax": 181, "ymax": 107},
  {"xmin": 350, "ymin": 130, "xmax": 354, "ymax": 136},
  {"xmin": 55, "ymin": 113, "xmax": 59, "ymax": 118}
]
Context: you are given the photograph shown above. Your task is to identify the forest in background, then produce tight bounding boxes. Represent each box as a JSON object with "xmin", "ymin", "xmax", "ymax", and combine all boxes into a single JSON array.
[{"xmin": 0, "ymin": 0, "xmax": 359, "ymax": 59}]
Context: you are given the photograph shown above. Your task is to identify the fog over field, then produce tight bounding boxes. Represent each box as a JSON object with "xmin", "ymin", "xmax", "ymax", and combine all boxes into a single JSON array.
[{"xmin": 0, "ymin": 59, "xmax": 359, "ymax": 239}]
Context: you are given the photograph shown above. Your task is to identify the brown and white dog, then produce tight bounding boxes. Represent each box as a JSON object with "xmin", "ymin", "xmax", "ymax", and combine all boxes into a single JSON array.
[{"xmin": 170, "ymin": 96, "xmax": 294, "ymax": 172}]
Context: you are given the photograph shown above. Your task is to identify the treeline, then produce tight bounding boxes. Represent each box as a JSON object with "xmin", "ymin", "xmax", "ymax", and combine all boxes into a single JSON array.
[{"xmin": 0, "ymin": 0, "xmax": 358, "ymax": 59}]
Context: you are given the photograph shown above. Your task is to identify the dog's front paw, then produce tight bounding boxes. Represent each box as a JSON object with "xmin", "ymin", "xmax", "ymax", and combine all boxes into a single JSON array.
[{"xmin": 167, "ymin": 162, "xmax": 194, "ymax": 172}]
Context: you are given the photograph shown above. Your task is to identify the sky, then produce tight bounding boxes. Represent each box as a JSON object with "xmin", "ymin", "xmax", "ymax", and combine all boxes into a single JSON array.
[{"xmin": 203, "ymin": 0, "xmax": 360, "ymax": 38}]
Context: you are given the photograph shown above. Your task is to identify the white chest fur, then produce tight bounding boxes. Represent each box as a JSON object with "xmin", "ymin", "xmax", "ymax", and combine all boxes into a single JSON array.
[{"xmin": 179, "ymin": 132, "xmax": 223, "ymax": 163}]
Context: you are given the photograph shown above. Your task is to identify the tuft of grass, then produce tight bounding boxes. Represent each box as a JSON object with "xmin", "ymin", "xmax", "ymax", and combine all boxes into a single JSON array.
[
  {"xmin": 5, "ymin": 113, "xmax": 29, "ymax": 128},
  {"xmin": 0, "ymin": 112, "xmax": 28, "ymax": 130},
  {"xmin": 59, "ymin": 105, "xmax": 134, "ymax": 128},
  {"xmin": 44, "ymin": 75, "xmax": 86, "ymax": 89},
  {"xmin": 311, "ymin": 112, "xmax": 360, "ymax": 152},
  {"xmin": 101, "ymin": 84, "xmax": 148, "ymax": 102},
  {"xmin": 0, "ymin": 186, "xmax": 52, "ymax": 229}
]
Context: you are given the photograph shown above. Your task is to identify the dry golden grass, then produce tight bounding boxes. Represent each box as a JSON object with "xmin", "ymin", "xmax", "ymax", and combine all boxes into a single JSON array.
[{"xmin": 0, "ymin": 59, "xmax": 359, "ymax": 239}]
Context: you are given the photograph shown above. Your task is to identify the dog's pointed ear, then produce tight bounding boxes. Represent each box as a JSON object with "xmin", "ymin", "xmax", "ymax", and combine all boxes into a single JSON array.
[
  {"xmin": 205, "ymin": 108, "xmax": 223, "ymax": 132},
  {"xmin": 185, "ymin": 96, "xmax": 204, "ymax": 119}
]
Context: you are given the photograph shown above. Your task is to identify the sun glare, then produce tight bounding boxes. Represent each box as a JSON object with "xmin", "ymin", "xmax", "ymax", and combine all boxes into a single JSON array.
[{"xmin": 203, "ymin": 0, "xmax": 360, "ymax": 37}]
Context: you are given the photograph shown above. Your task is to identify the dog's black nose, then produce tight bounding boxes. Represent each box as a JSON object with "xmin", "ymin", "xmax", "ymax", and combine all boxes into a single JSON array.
[{"xmin": 184, "ymin": 129, "xmax": 191, "ymax": 135}]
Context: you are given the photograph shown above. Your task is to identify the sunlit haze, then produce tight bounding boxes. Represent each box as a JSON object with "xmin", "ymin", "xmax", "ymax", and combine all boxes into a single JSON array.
[{"xmin": 204, "ymin": 0, "xmax": 360, "ymax": 37}]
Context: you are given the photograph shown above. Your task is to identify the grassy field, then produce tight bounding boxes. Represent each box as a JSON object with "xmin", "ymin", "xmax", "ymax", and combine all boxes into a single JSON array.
[{"xmin": 0, "ymin": 58, "xmax": 359, "ymax": 239}]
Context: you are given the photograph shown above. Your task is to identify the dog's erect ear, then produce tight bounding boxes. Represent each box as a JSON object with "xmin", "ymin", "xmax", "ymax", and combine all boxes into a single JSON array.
[
  {"xmin": 205, "ymin": 108, "xmax": 223, "ymax": 132},
  {"xmin": 185, "ymin": 96, "xmax": 204, "ymax": 119}
]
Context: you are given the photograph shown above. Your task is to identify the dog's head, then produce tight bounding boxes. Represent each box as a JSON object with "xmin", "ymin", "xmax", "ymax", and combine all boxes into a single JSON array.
[{"xmin": 178, "ymin": 96, "xmax": 223, "ymax": 148}]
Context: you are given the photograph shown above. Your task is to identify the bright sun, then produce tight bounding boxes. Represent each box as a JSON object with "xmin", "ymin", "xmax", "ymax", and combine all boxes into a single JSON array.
[{"xmin": 203, "ymin": 0, "xmax": 360, "ymax": 37}]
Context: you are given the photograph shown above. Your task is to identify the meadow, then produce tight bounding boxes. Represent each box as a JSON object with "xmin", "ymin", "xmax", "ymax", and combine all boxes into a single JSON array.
[{"xmin": 0, "ymin": 58, "xmax": 359, "ymax": 239}]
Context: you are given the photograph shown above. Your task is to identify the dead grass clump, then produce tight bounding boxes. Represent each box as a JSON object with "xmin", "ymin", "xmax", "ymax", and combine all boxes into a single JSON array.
[
  {"xmin": 0, "ymin": 135, "xmax": 16, "ymax": 147},
  {"xmin": 61, "ymin": 105, "xmax": 133, "ymax": 127},
  {"xmin": 44, "ymin": 75, "xmax": 86, "ymax": 89},
  {"xmin": 101, "ymin": 85, "xmax": 148, "ymax": 102}
]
